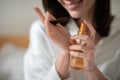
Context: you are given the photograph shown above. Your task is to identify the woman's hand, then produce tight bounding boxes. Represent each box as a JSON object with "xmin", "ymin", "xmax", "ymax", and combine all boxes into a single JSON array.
[
  {"xmin": 34, "ymin": 7, "xmax": 70, "ymax": 51},
  {"xmin": 69, "ymin": 20, "xmax": 96, "ymax": 72}
]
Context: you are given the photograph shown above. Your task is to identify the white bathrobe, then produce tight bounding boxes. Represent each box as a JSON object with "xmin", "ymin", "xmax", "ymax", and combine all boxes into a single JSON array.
[{"xmin": 24, "ymin": 17, "xmax": 120, "ymax": 80}]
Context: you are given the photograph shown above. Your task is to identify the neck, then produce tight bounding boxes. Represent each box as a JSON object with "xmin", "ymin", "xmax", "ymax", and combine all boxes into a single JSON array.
[{"xmin": 77, "ymin": 3, "xmax": 95, "ymax": 25}]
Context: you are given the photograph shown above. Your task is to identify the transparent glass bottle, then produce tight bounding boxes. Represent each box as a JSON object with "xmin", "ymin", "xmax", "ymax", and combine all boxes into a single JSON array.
[{"xmin": 70, "ymin": 22, "xmax": 87, "ymax": 70}]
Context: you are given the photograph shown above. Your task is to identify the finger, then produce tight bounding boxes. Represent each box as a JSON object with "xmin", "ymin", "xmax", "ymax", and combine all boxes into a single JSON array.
[
  {"xmin": 45, "ymin": 11, "xmax": 56, "ymax": 25},
  {"xmin": 69, "ymin": 45, "xmax": 94, "ymax": 54},
  {"xmin": 45, "ymin": 12, "xmax": 55, "ymax": 26},
  {"xmin": 70, "ymin": 51, "xmax": 85, "ymax": 58},
  {"xmin": 70, "ymin": 35, "xmax": 87, "ymax": 39},
  {"xmin": 56, "ymin": 23, "xmax": 70, "ymax": 36},
  {"xmin": 46, "ymin": 11, "xmax": 56, "ymax": 21},
  {"xmin": 70, "ymin": 35, "xmax": 95, "ymax": 48},
  {"xmin": 45, "ymin": 11, "xmax": 57, "ymax": 33},
  {"xmin": 69, "ymin": 45, "xmax": 84, "ymax": 51},
  {"xmin": 70, "ymin": 35, "xmax": 90, "ymax": 45},
  {"xmin": 34, "ymin": 7, "xmax": 45, "ymax": 24},
  {"xmin": 45, "ymin": 12, "xmax": 69, "ymax": 35},
  {"xmin": 45, "ymin": 12, "xmax": 52, "ymax": 31},
  {"xmin": 70, "ymin": 39, "xmax": 77, "ymax": 45},
  {"xmin": 83, "ymin": 20, "xmax": 96, "ymax": 40}
]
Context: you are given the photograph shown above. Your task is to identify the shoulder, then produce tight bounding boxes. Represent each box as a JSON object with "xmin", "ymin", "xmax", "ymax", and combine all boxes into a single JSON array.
[
  {"xmin": 26, "ymin": 20, "xmax": 50, "ymax": 55},
  {"xmin": 28, "ymin": 20, "xmax": 49, "ymax": 50},
  {"xmin": 111, "ymin": 17, "xmax": 120, "ymax": 26},
  {"xmin": 110, "ymin": 17, "xmax": 120, "ymax": 36},
  {"xmin": 101, "ymin": 17, "xmax": 120, "ymax": 49},
  {"xmin": 28, "ymin": 20, "xmax": 49, "ymax": 43},
  {"xmin": 30, "ymin": 20, "xmax": 45, "ymax": 35},
  {"xmin": 109, "ymin": 17, "xmax": 120, "ymax": 43},
  {"xmin": 101, "ymin": 50, "xmax": 120, "ymax": 80}
]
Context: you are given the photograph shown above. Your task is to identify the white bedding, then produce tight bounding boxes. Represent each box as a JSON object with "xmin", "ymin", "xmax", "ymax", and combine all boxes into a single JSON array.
[{"xmin": 0, "ymin": 43, "xmax": 26, "ymax": 80}]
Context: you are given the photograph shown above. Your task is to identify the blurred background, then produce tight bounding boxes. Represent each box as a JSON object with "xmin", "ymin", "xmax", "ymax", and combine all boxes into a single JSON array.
[{"xmin": 0, "ymin": 0, "xmax": 120, "ymax": 80}]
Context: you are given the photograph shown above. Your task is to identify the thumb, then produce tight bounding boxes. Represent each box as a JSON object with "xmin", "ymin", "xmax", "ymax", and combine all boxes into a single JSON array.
[
  {"xmin": 83, "ymin": 20, "xmax": 96, "ymax": 41},
  {"xmin": 34, "ymin": 7, "xmax": 45, "ymax": 24}
]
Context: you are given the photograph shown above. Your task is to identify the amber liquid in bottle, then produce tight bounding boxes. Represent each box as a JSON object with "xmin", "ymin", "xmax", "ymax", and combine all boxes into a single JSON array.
[{"xmin": 70, "ymin": 22, "xmax": 87, "ymax": 70}]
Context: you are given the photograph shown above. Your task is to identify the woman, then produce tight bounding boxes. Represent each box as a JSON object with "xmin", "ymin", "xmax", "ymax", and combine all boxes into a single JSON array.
[{"xmin": 24, "ymin": 0, "xmax": 120, "ymax": 80}]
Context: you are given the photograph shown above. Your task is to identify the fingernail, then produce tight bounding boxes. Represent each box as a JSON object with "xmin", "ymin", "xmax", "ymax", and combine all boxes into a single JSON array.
[
  {"xmin": 46, "ymin": 11, "xmax": 49, "ymax": 14},
  {"xmin": 69, "ymin": 46, "xmax": 71, "ymax": 49},
  {"xmin": 83, "ymin": 20, "xmax": 86, "ymax": 23},
  {"xmin": 34, "ymin": 7, "xmax": 38, "ymax": 10},
  {"xmin": 46, "ymin": 11, "xmax": 49, "ymax": 17},
  {"xmin": 47, "ymin": 11, "xmax": 51, "ymax": 15}
]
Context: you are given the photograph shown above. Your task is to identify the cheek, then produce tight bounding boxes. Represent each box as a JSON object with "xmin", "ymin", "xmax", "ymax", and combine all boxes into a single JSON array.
[
  {"xmin": 87, "ymin": 0, "xmax": 96, "ymax": 7},
  {"xmin": 57, "ymin": 0, "xmax": 64, "ymax": 5},
  {"xmin": 57, "ymin": 0, "xmax": 67, "ymax": 10}
]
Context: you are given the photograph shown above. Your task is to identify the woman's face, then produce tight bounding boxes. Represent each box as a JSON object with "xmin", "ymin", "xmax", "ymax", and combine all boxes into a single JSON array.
[{"xmin": 57, "ymin": 0, "xmax": 96, "ymax": 19}]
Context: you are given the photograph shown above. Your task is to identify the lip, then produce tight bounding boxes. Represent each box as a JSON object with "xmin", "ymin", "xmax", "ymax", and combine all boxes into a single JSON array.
[{"xmin": 64, "ymin": 0, "xmax": 83, "ymax": 10}]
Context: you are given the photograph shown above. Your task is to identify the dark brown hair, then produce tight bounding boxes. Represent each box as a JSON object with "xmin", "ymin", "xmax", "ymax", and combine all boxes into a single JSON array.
[{"xmin": 42, "ymin": 0, "xmax": 113, "ymax": 37}]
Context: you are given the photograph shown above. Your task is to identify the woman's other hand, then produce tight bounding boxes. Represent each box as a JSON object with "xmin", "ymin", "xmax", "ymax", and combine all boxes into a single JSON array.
[
  {"xmin": 34, "ymin": 7, "xmax": 70, "ymax": 51},
  {"xmin": 69, "ymin": 20, "xmax": 96, "ymax": 72}
]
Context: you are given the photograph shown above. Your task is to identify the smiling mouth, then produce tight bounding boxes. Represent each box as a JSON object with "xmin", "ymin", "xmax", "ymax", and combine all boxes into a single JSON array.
[{"xmin": 65, "ymin": 0, "xmax": 83, "ymax": 10}]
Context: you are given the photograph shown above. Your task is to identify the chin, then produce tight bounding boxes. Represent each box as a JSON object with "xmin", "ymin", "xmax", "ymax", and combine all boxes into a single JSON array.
[
  {"xmin": 71, "ymin": 15, "xmax": 81, "ymax": 19},
  {"xmin": 69, "ymin": 11, "xmax": 82, "ymax": 19}
]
